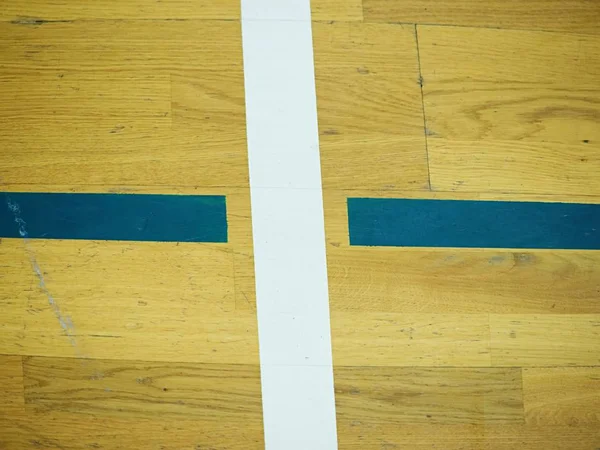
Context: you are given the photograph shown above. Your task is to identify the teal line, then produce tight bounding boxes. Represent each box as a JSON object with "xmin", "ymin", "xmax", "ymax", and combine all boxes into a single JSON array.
[
  {"xmin": 1, "ymin": 192, "xmax": 227, "ymax": 243},
  {"xmin": 348, "ymin": 198, "xmax": 600, "ymax": 250}
]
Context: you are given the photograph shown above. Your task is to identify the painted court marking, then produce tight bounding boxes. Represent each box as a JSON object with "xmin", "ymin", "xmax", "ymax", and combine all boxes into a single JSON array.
[
  {"xmin": 348, "ymin": 198, "xmax": 600, "ymax": 249},
  {"xmin": 0, "ymin": 193, "xmax": 227, "ymax": 243},
  {"xmin": 241, "ymin": 0, "xmax": 338, "ymax": 449}
]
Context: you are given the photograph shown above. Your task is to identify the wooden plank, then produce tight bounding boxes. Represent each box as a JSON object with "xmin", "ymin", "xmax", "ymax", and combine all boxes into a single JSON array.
[
  {"xmin": 23, "ymin": 356, "xmax": 262, "ymax": 421},
  {"xmin": 336, "ymin": 422, "xmax": 486, "ymax": 449},
  {"xmin": 0, "ymin": 21, "xmax": 242, "ymax": 73},
  {"xmin": 0, "ymin": 355, "xmax": 24, "ymax": 417},
  {"xmin": 427, "ymin": 140, "xmax": 600, "ymax": 196},
  {"xmin": 332, "ymin": 312, "xmax": 491, "ymax": 366},
  {"xmin": 313, "ymin": 22, "xmax": 428, "ymax": 190},
  {"xmin": 418, "ymin": 26, "xmax": 600, "ymax": 195},
  {"xmin": 0, "ymin": 73, "xmax": 171, "ymax": 122},
  {"xmin": 483, "ymin": 424, "xmax": 600, "ymax": 449},
  {"xmin": 491, "ymin": 314, "xmax": 600, "ymax": 366},
  {"xmin": 334, "ymin": 367, "xmax": 599, "ymax": 449},
  {"xmin": 335, "ymin": 367, "xmax": 523, "ymax": 424},
  {"xmin": 311, "ymin": 0, "xmax": 363, "ymax": 21},
  {"xmin": 227, "ymin": 190, "xmax": 257, "ymax": 311},
  {"xmin": 1, "ymin": 184, "xmax": 256, "ymax": 313},
  {"xmin": 0, "ymin": 21, "xmax": 249, "ymax": 188},
  {"xmin": 0, "ymin": 74, "xmax": 173, "ymax": 182},
  {"xmin": 0, "ymin": 235, "xmax": 259, "ymax": 364},
  {"xmin": 0, "ymin": 0, "xmax": 239, "ymax": 20},
  {"xmin": 171, "ymin": 71, "xmax": 246, "ymax": 140},
  {"xmin": 363, "ymin": 0, "xmax": 600, "ymax": 34},
  {"xmin": 328, "ymin": 247, "xmax": 600, "ymax": 314},
  {"xmin": 323, "ymin": 189, "xmax": 600, "ymax": 314},
  {"xmin": 523, "ymin": 367, "xmax": 600, "ymax": 425},
  {"xmin": 336, "ymin": 422, "xmax": 600, "ymax": 449},
  {"xmin": 0, "ymin": 134, "xmax": 248, "ymax": 188},
  {"xmin": 0, "ymin": 410, "xmax": 264, "ymax": 449}
]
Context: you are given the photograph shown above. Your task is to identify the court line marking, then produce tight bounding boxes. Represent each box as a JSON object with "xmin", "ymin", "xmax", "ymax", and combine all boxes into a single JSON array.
[
  {"xmin": 0, "ymin": 192, "xmax": 227, "ymax": 243},
  {"xmin": 348, "ymin": 197, "xmax": 600, "ymax": 249},
  {"xmin": 241, "ymin": 1, "xmax": 338, "ymax": 449}
]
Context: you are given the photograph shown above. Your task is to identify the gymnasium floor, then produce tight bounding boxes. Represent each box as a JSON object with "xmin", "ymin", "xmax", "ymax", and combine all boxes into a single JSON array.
[{"xmin": 1, "ymin": 1, "xmax": 599, "ymax": 449}]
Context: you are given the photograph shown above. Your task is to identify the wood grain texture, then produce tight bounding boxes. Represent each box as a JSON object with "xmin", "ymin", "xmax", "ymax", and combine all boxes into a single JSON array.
[
  {"xmin": 335, "ymin": 367, "xmax": 523, "ymax": 424},
  {"xmin": 0, "ymin": 411, "xmax": 264, "ymax": 449},
  {"xmin": 23, "ymin": 356, "xmax": 262, "ymax": 421},
  {"xmin": 332, "ymin": 312, "xmax": 491, "ymax": 366},
  {"xmin": 483, "ymin": 424, "xmax": 600, "ymax": 449},
  {"xmin": 323, "ymin": 189, "xmax": 600, "ymax": 445},
  {"xmin": 523, "ymin": 367, "xmax": 600, "ymax": 425},
  {"xmin": 491, "ymin": 314, "xmax": 600, "ymax": 366},
  {"xmin": 0, "ymin": 223, "xmax": 259, "ymax": 364},
  {"xmin": 0, "ymin": 355, "xmax": 24, "ymax": 417},
  {"xmin": 0, "ymin": 242, "xmax": 258, "ymax": 363},
  {"xmin": 1, "ymin": 184, "xmax": 256, "ymax": 312},
  {"xmin": 328, "ymin": 247, "xmax": 600, "ymax": 314},
  {"xmin": 311, "ymin": 0, "xmax": 363, "ymax": 21},
  {"xmin": 1, "ymin": 1, "xmax": 598, "ymax": 447},
  {"xmin": 0, "ymin": 0, "xmax": 240, "ymax": 20},
  {"xmin": 418, "ymin": 26, "xmax": 600, "ymax": 195},
  {"xmin": 363, "ymin": 0, "xmax": 600, "ymax": 34},
  {"xmin": 0, "ymin": 20, "xmax": 248, "ymax": 188},
  {"xmin": 0, "ymin": 21, "xmax": 242, "ymax": 73},
  {"xmin": 313, "ymin": 22, "xmax": 429, "ymax": 190},
  {"xmin": 336, "ymin": 422, "xmax": 487, "ymax": 450},
  {"xmin": 324, "ymin": 189, "xmax": 600, "ymax": 314},
  {"xmin": 336, "ymin": 421, "xmax": 600, "ymax": 449}
]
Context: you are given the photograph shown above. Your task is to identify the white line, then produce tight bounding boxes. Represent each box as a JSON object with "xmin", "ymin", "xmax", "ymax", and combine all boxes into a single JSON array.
[{"xmin": 241, "ymin": 1, "xmax": 338, "ymax": 449}]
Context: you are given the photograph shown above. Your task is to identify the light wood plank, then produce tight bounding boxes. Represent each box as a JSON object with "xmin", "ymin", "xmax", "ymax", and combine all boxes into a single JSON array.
[
  {"xmin": 483, "ymin": 424, "xmax": 600, "ymax": 449},
  {"xmin": 332, "ymin": 312, "xmax": 491, "ymax": 366},
  {"xmin": 0, "ymin": 411, "xmax": 264, "ymax": 449},
  {"xmin": 172, "ymin": 70, "xmax": 246, "ymax": 141},
  {"xmin": 0, "ymin": 1, "xmax": 239, "ymax": 20},
  {"xmin": 23, "ymin": 356, "xmax": 262, "ymax": 421},
  {"xmin": 363, "ymin": 0, "xmax": 600, "ymax": 34},
  {"xmin": 0, "ymin": 21, "xmax": 242, "ymax": 73},
  {"xmin": 0, "ymin": 73, "xmax": 171, "ymax": 122},
  {"xmin": 227, "ymin": 190, "xmax": 257, "ymax": 311},
  {"xmin": 336, "ymin": 421, "xmax": 600, "ymax": 449},
  {"xmin": 1, "ymin": 185, "xmax": 256, "ymax": 312},
  {"xmin": 0, "ymin": 21, "xmax": 249, "ymax": 188},
  {"xmin": 523, "ymin": 367, "xmax": 600, "ymax": 425},
  {"xmin": 427, "ymin": 140, "xmax": 600, "ymax": 195},
  {"xmin": 323, "ymin": 189, "xmax": 600, "ymax": 314},
  {"xmin": 313, "ymin": 22, "xmax": 428, "ymax": 190},
  {"xmin": 311, "ymin": 0, "xmax": 363, "ymax": 21},
  {"xmin": 325, "ymin": 189, "xmax": 600, "ymax": 368},
  {"xmin": 0, "ymin": 355, "xmax": 24, "ymax": 417},
  {"xmin": 337, "ymin": 422, "xmax": 486, "ymax": 449},
  {"xmin": 335, "ymin": 366, "xmax": 523, "ymax": 424},
  {"xmin": 328, "ymin": 247, "xmax": 600, "ymax": 314},
  {"xmin": 491, "ymin": 314, "xmax": 600, "ymax": 366},
  {"xmin": 0, "ymin": 236, "xmax": 259, "ymax": 364},
  {"xmin": 418, "ymin": 26, "xmax": 600, "ymax": 195}
]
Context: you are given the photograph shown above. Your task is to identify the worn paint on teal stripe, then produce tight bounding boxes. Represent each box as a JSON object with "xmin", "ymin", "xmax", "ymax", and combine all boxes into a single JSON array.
[
  {"xmin": 1, "ymin": 193, "xmax": 227, "ymax": 243},
  {"xmin": 348, "ymin": 198, "xmax": 600, "ymax": 250}
]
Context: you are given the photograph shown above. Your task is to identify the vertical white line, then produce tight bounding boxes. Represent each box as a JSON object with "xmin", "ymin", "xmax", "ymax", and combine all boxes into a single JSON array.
[{"xmin": 241, "ymin": 1, "xmax": 338, "ymax": 449}]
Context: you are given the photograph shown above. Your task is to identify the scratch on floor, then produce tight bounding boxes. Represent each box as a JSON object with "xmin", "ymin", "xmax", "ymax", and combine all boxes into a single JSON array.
[{"xmin": 5, "ymin": 195, "xmax": 79, "ymax": 349}]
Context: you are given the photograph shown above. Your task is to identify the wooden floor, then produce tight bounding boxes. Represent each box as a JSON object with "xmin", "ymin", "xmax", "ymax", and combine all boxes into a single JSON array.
[{"xmin": 1, "ymin": 1, "xmax": 599, "ymax": 448}]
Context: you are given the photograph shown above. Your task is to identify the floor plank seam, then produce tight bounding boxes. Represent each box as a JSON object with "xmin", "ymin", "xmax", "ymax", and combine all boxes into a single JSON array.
[
  {"xmin": 363, "ymin": 20, "xmax": 599, "ymax": 36},
  {"xmin": 413, "ymin": 24, "xmax": 432, "ymax": 191}
]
